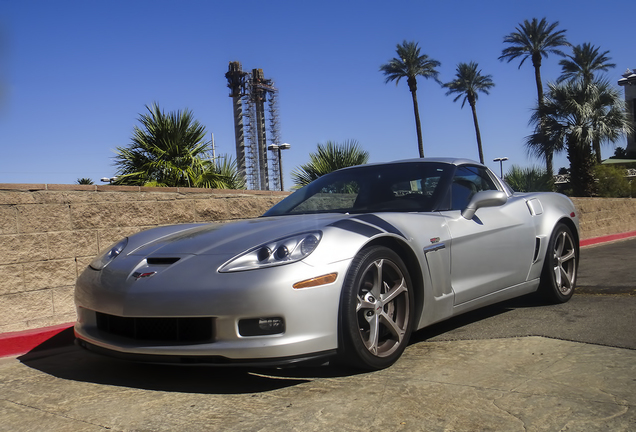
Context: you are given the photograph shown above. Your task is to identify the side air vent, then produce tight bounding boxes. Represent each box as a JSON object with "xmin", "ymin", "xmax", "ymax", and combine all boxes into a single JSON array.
[
  {"xmin": 147, "ymin": 257, "xmax": 180, "ymax": 265},
  {"xmin": 533, "ymin": 237, "xmax": 541, "ymax": 262}
]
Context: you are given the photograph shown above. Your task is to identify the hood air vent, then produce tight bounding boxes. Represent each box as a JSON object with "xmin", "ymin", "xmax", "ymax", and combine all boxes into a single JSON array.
[{"xmin": 146, "ymin": 257, "xmax": 180, "ymax": 265}]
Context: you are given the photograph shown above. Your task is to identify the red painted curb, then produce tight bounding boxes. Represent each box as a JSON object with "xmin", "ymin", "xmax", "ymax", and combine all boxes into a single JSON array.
[
  {"xmin": 0, "ymin": 323, "xmax": 74, "ymax": 358},
  {"xmin": 580, "ymin": 231, "xmax": 636, "ymax": 247}
]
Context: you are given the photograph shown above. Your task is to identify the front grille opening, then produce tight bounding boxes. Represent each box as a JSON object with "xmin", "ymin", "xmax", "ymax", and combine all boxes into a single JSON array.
[{"xmin": 96, "ymin": 313, "xmax": 214, "ymax": 343}]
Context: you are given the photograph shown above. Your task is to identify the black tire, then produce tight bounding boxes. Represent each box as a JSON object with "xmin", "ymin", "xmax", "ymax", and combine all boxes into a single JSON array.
[
  {"xmin": 338, "ymin": 246, "xmax": 414, "ymax": 370},
  {"xmin": 539, "ymin": 223, "xmax": 578, "ymax": 303}
]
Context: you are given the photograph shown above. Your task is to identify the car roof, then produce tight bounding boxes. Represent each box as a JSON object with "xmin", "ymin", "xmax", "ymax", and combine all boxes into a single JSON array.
[
  {"xmin": 392, "ymin": 157, "xmax": 483, "ymax": 166},
  {"xmin": 336, "ymin": 157, "xmax": 484, "ymax": 172}
]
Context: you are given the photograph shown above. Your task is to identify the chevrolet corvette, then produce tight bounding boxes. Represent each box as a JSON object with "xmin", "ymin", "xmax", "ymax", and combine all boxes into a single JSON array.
[{"xmin": 74, "ymin": 158, "xmax": 579, "ymax": 370}]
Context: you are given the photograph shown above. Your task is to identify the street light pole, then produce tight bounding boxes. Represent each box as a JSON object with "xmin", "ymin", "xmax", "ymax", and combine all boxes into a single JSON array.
[
  {"xmin": 493, "ymin": 157, "xmax": 508, "ymax": 179},
  {"xmin": 268, "ymin": 143, "xmax": 291, "ymax": 191},
  {"xmin": 278, "ymin": 143, "xmax": 290, "ymax": 191}
]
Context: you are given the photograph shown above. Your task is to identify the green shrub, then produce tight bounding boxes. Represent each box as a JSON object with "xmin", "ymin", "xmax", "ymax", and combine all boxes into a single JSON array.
[
  {"xmin": 504, "ymin": 165, "xmax": 553, "ymax": 193},
  {"xmin": 594, "ymin": 165, "xmax": 631, "ymax": 197}
]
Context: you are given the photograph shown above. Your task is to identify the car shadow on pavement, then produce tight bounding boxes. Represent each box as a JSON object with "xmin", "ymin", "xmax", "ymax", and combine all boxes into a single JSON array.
[
  {"xmin": 410, "ymin": 292, "xmax": 546, "ymax": 343},
  {"xmin": 17, "ymin": 331, "xmax": 363, "ymax": 394},
  {"xmin": 19, "ymin": 346, "xmax": 320, "ymax": 394}
]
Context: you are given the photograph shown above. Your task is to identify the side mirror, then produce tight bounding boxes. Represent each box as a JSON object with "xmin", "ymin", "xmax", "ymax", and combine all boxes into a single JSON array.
[{"xmin": 461, "ymin": 190, "xmax": 508, "ymax": 220}]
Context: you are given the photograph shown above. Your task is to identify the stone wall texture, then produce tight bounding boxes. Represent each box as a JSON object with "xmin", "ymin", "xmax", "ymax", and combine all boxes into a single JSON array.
[
  {"xmin": 0, "ymin": 185, "xmax": 633, "ymax": 334},
  {"xmin": 0, "ymin": 184, "xmax": 287, "ymax": 334},
  {"xmin": 570, "ymin": 197, "xmax": 636, "ymax": 240}
]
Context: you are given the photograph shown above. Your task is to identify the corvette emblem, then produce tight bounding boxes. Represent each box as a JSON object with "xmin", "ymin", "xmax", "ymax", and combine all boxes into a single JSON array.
[
  {"xmin": 132, "ymin": 271, "xmax": 156, "ymax": 280},
  {"xmin": 430, "ymin": 237, "xmax": 440, "ymax": 244}
]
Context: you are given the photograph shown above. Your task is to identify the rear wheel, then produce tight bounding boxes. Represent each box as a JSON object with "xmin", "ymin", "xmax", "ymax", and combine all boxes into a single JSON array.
[
  {"xmin": 539, "ymin": 223, "xmax": 577, "ymax": 303},
  {"xmin": 339, "ymin": 246, "xmax": 414, "ymax": 370}
]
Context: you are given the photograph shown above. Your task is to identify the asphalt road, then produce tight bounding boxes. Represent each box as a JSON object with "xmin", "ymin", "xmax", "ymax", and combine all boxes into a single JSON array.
[{"xmin": 414, "ymin": 237, "xmax": 636, "ymax": 350}]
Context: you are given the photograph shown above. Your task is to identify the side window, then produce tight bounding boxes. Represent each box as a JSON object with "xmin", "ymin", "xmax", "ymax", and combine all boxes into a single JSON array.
[{"xmin": 450, "ymin": 166, "xmax": 498, "ymax": 210}]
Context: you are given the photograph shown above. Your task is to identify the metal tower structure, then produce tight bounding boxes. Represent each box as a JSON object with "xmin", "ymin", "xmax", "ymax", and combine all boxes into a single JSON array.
[
  {"xmin": 267, "ymin": 86, "xmax": 282, "ymax": 191},
  {"xmin": 225, "ymin": 62, "xmax": 281, "ymax": 190},
  {"xmin": 225, "ymin": 62, "xmax": 248, "ymax": 181}
]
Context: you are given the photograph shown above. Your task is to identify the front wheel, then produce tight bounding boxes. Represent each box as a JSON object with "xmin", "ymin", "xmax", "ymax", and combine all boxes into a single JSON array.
[
  {"xmin": 338, "ymin": 246, "xmax": 414, "ymax": 370},
  {"xmin": 539, "ymin": 223, "xmax": 578, "ymax": 303}
]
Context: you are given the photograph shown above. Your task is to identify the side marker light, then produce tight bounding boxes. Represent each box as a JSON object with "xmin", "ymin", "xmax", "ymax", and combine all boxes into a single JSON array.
[{"xmin": 293, "ymin": 273, "xmax": 338, "ymax": 289}]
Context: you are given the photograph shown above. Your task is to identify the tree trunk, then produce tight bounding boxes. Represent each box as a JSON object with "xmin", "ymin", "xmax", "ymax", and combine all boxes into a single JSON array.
[
  {"xmin": 533, "ymin": 55, "xmax": 553, "ymax": 177},
  {"xmin": 411, "ymin": 91, "xmax": 424, "ymax": 158},
  {"xmin": 408, "ymin": 77, "xmax": 424, "ymax": 158},
  {"xmin": 469, "ymin": 100, "xmax": 484, "ymax": 164},
  {"xmin": 568, "ymin": 140, "xmax": 597, "ymax": 197},
  {"xmin": 545, "ymin": 151, "xmax": 554, "ymax": 180},
  {"xmin": 593, "ymin": 138, "xmax": 603, "ymax": 164},
  {"xmin": 532, "ymin": 53, "xmax": 544, "ymax": 106}
]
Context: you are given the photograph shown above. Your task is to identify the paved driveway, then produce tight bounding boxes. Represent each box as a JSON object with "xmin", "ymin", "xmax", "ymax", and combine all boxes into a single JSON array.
[
  {"xmin": 1, "ymin": 239, "xmax": 635, "ymax": 431},
  {"xmin": 406, "ymin": 238, "xmax": 636, "ymax": 351}
]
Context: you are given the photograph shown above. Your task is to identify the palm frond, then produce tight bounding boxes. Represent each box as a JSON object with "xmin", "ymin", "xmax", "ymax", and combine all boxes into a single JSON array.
[
  {"xmin": 379, "ymin": 40, "xmax": 441, "ymax": 86},
  {"xmin": 504, "ymin": 165, "xmax": 553, "ymax": 192},
  {"xmin": 557, "ymin": 43, "xmax": 615, "ymax": 84},
  {"xmin": 443, "ymin": 62, "xmax": 494, "ymax": 108},
  {"xmin": 112, "ymin": 103, "xmax": 246, "ymax": 189},
  {"xmin": 291, "ymin": 140, "xmax": 369, "ymax": 187},
  {"xmin": 499, "ymin": 17, "xmax": 570, "ymax": 67}
]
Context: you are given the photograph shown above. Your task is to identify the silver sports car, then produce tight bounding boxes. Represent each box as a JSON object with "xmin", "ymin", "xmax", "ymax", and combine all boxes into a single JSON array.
[{"xmin": 74, "ymin": 158, "xmax": 579, "ymax": 370}]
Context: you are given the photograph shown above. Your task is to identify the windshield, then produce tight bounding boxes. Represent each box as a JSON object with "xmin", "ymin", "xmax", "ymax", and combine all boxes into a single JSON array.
[{"xmin": 264, "ymin": 162, "xmax": 453, "ymax": 216}]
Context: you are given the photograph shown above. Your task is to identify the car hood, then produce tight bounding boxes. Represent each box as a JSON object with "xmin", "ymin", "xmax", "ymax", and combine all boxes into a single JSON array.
[{"xmin": 126, "ymin": 214, "xmax": 345, "ymax": 258}]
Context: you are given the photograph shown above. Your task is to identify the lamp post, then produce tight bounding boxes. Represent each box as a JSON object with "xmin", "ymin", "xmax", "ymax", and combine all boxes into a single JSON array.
[
  {"xmin": 493, "ymin": 157, "xmax": 508, "ymax": 179},
  {"xmin": 278, "ymin": 143, "xmax": 291, "ymax": 191},
  {"xmin": 268, "ymin": 143, "xmax": 291, "ymax": 191}
]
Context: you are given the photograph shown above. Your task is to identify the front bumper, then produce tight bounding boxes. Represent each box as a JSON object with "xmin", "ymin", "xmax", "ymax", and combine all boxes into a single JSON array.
[{"xmin": 74, "ymin": 255, "xmax": 351, "ymax": 362}]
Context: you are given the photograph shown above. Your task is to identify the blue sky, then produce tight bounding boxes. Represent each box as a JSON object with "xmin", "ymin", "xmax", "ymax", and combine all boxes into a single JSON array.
[{"xmin": 0, "ymin": 0, "xmax": 633, "ymax": 188}]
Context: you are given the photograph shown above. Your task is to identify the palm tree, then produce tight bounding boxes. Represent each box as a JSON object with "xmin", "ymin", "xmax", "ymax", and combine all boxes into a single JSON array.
[
  {"xmin": 526, "ymin": 79, "xmax": 631, "ymax": 196},
  {"xmin": 557, "ymin": 43, "xmax": 617, "ymax": 163},
  {"xmin": 113, "ymin": 104, "xmax": 243, "ymax": 189},
  {"xmin": 442, "ymin": 62, "xmax": 494, "ymax": 164},
  {"xmin": 195, "ymin": 155, "xmax": 246, "ymax": 190},
  {"xmin": 291, "ymin": 140, "xmax": 369, "ymax": 187},
  {"xmin": 589, "ymin": 80, "xmax": 632, "ymax": 164},
  {"xmin": 557, "ymin": 43, "xmax": 615, "ymax": 86},
  {"xmin": 76, "ymin": 178, "xmax": 94, "ymax": 185},
  {"xmin": 499, "ymin": 17, "xmax": 570, "ymax": 175},
  {"xmin": 380, "ymin": 40, "xmax": 441, "ymax": 158},
  {"xmin": 525, "ymin": 102, "xmax": 567, "ymax": 184}
]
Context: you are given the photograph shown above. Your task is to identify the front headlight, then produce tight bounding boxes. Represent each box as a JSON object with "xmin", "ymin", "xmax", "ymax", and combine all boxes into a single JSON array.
[
  {"xmin": 89, "ymin": 238, "xmax": 129, "ymax": 270},
  {"xmin": 218, "ymin": 231, "xmax": 322, "ymax": 272}
]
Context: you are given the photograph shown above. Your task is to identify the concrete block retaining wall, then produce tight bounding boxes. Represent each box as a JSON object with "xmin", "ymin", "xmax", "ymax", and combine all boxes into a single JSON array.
[
  {"xmin": 0, "ymin": 185, "xmax": 633, "ymax": 334},
  {"xmin": 570, "ymin": 197, "xmax": 636, "ymax": 240},
  {"xmin": 0, "ymin": 185, "xmax": 287, "ymax": 334}
]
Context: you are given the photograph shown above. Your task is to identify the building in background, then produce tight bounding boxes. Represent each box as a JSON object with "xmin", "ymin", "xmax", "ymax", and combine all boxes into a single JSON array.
[{"xmin": 618, "ymin": 68, "xmax": 636, "ymax": 158}]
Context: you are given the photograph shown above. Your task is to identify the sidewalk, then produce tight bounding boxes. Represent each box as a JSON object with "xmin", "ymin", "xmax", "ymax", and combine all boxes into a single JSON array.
[{"xmin": 1, "ymin": 336, "xmax": 634, "ymax": 431}]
